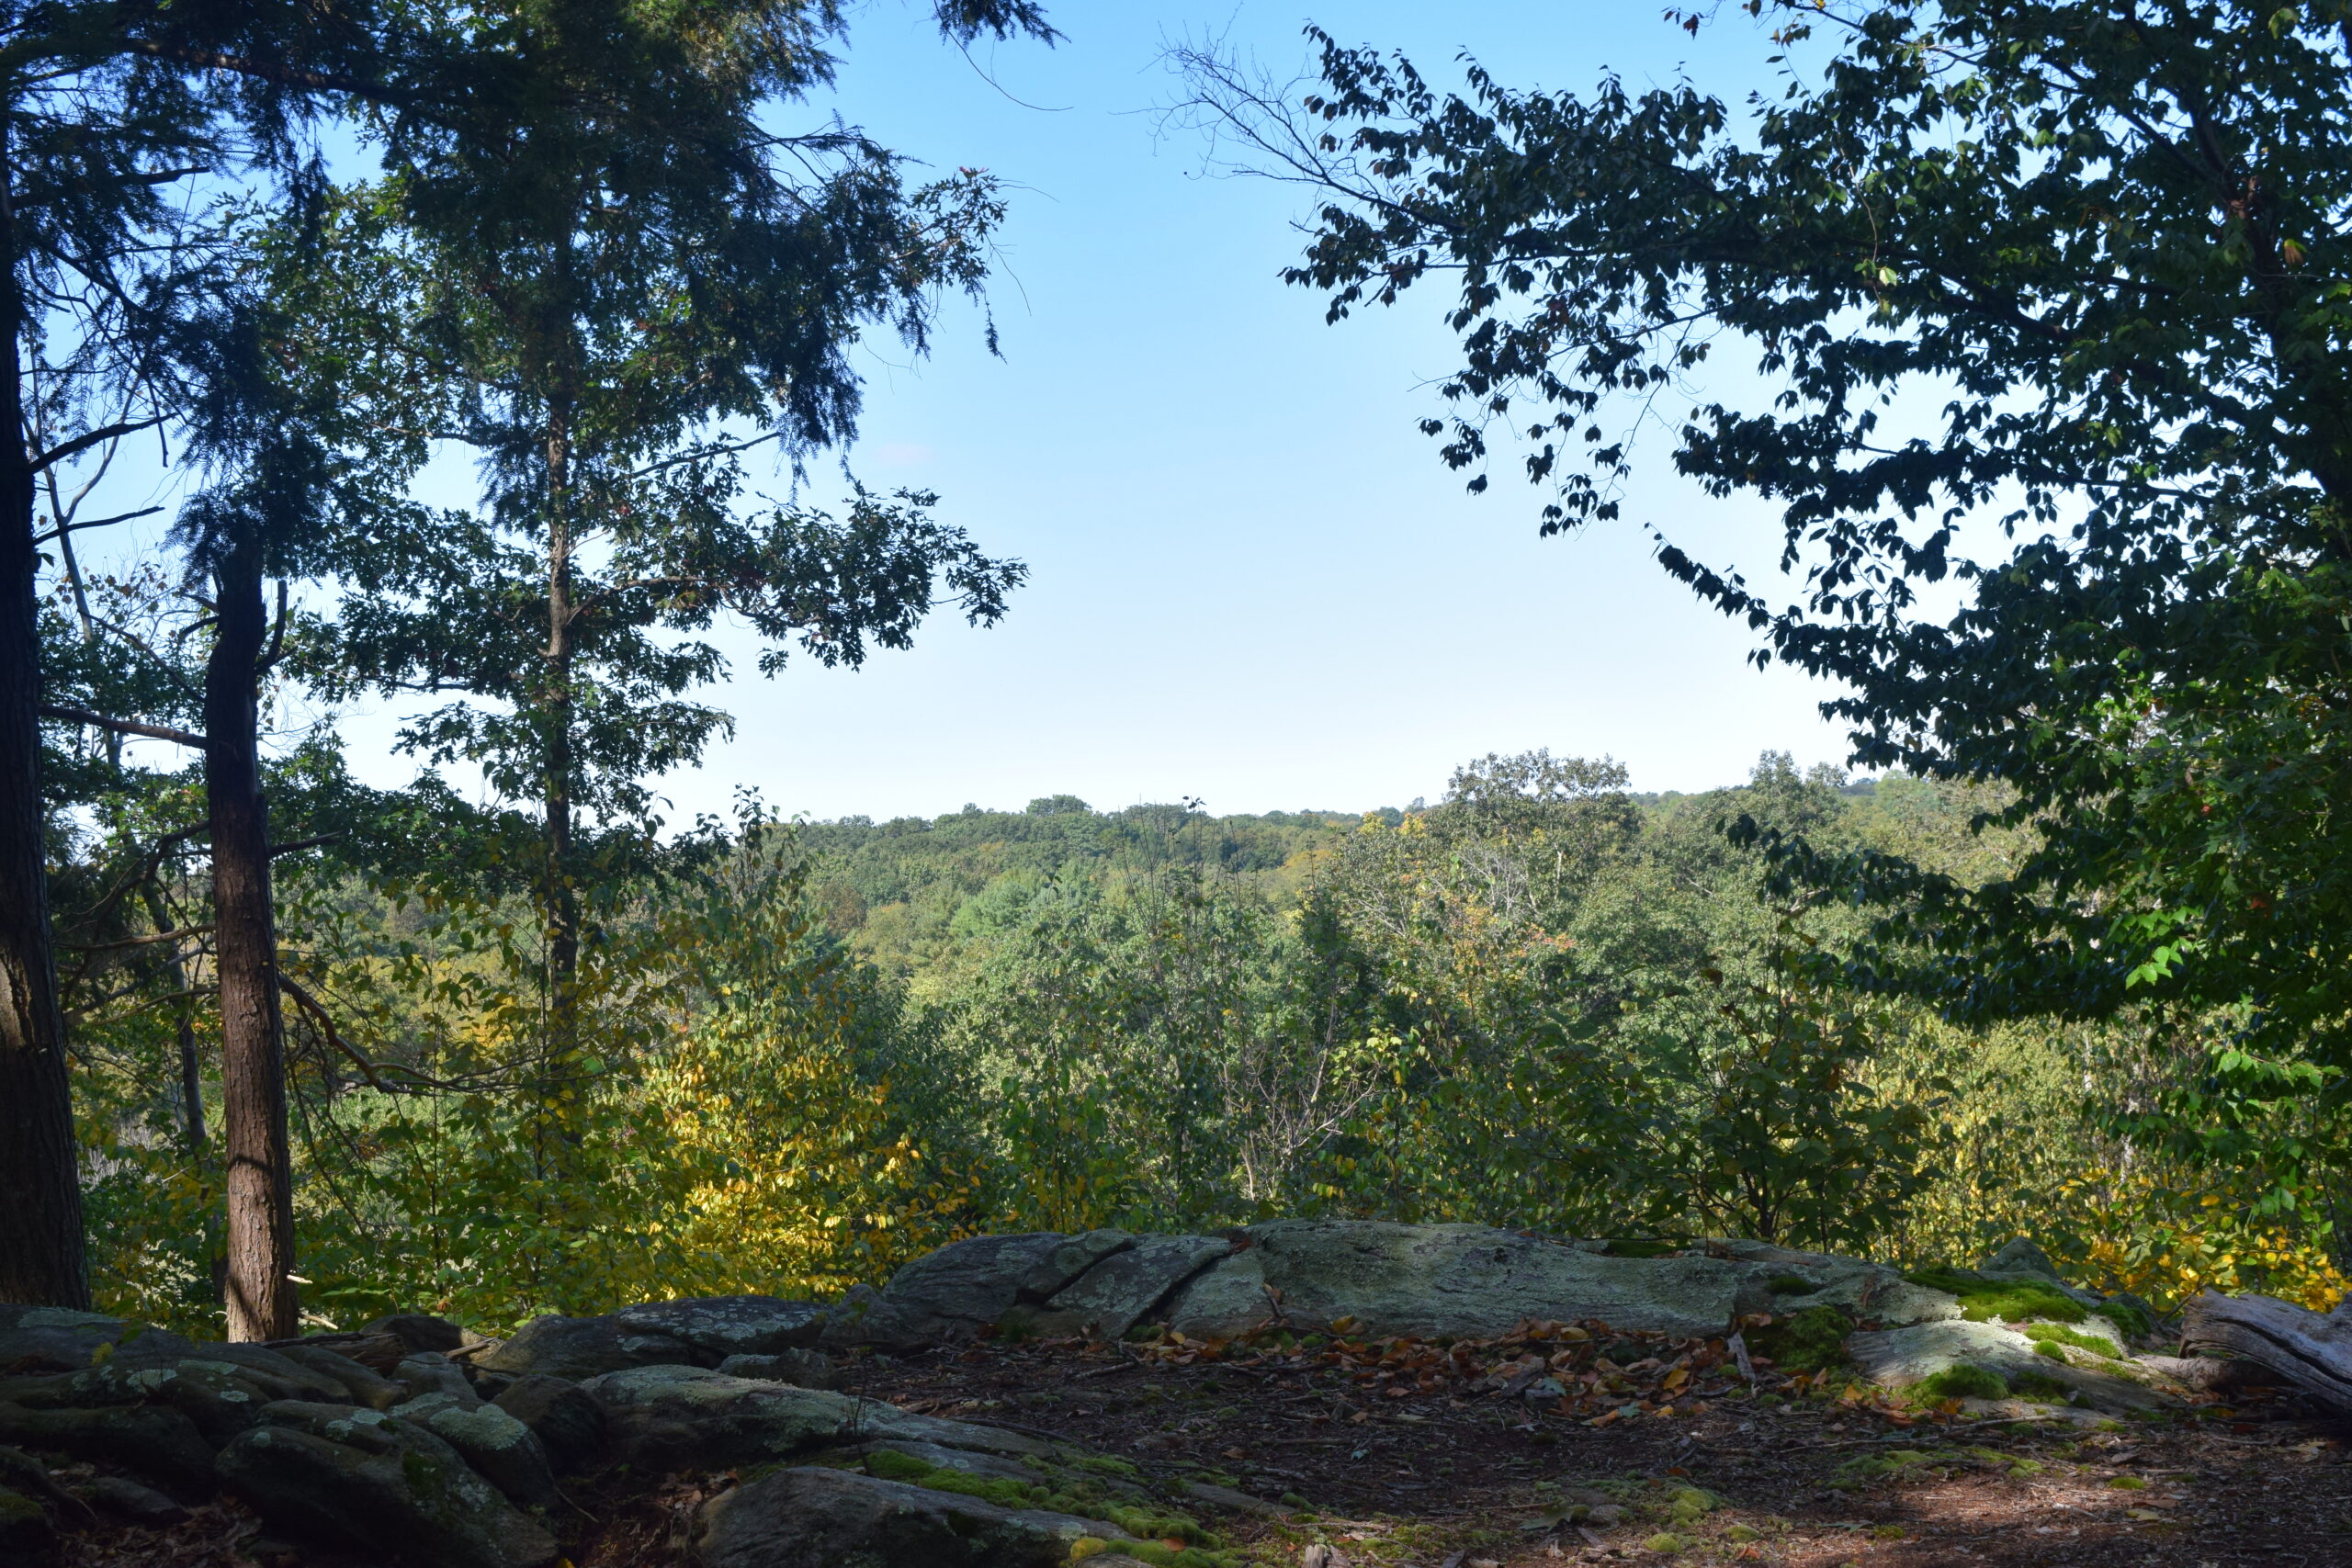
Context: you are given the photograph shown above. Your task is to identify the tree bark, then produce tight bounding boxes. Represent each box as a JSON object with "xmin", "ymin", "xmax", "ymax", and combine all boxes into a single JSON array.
[
  {"xmin": 2180, "ymin": 1289, "xmax": 2352, "ymax": 1416},
  {"xmin": 0, "ymin": 115, "xmax": 90, "ymax": 1309},
  {"xmin": 208, "ymin": 534, "xmax": 297, "ymax": 1340}
]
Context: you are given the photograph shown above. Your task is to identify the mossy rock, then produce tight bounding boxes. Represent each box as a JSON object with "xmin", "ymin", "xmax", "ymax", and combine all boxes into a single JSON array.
[
  {"xmin": 2022, "ymin": 1322, "xmax": 2124, "ymax": 1360},
  {"xmin": 1915, "ymin": 1364, "xmax": 2007, "ymax": 1402}
]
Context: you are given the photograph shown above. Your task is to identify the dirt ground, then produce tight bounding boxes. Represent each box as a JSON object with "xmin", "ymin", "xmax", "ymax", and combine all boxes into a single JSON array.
[{"xmin": 49, "ymin": 1333, "xmax": 2352, "ymax": 1568}]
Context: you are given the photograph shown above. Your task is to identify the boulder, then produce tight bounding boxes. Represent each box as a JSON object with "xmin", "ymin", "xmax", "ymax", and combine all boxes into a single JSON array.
[
  {"xmin": 220, "ymin": 1404, "xmax": 554, "ymax": 1568},
  {"xmin": 0, "ymin": 1306, "xmax": 127, "ymax": 1374},
  {"xmin": 82, "ymin": 1474, "xmax": 189, "ymax": 1526},
  {"xmin": 113, "ymin": 1341, "xmax": 348, "ymax": 1403},
  {"xmin": 613, "ymin": 1297, "xmax": 827, "ymax": 1358},
  {"xmin": 1164, "ymin": 1220, "xmax": 1771, "ymax": 1340},
  {"xmin": 476, "ymin": 1314, "xmax": 701, "ymax": 1382},
  {"xmin": 271, "ymin": 1343, "xmax": 405, "ymax": 1410},
  {"xmin": 1845, "ymin": 1320, "xmax": 2176, "ymax": 1413},
  {"xmin": 827, "ymin": 1232, "xmax": 1132, "ymax": 1348},
  {"xmin": 693, "ymin": 1465, "xmax": 1117, "ymax": 1568},
  {"xmin": 0, "ymin": 1401, "xmax": 216, "ymax": 1496},
  {"xmin": 717, "ymin": 1350, "xmax": 839, "ymax": 1389},
  {"xmin": 493, "ymin": 1373, "xmax": 606, "ymax": 1472},
  {"xmin": 1980, "ymin": 1237, "xmax": 2064, "ymax": 1280},
  {"xmin": 1033, "ymin": 1235, "xmax": 1231, "ymax": 1340},
  {"xmin": 394, "ymin": 1353, "xmax": 481, "ymax": 1410},
  {"xmin": 403, "ymin": 1401, "xmax": 558, "ymax": 1508},
  {"xmin": 582, "ymin": 1366, "xmax": 1054, "ymax": 1474}
]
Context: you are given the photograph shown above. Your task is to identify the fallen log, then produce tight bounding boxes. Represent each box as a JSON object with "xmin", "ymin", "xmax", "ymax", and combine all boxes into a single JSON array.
[{"xmin": 2180, "ymin": 1289, "xmax": 2352, "ymax": 1416}]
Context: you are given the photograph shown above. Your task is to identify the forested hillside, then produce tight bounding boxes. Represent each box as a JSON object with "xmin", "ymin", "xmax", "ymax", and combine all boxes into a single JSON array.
[{"xmin": 61, "ymin": 745, "xmax": 2340, "ymax": 1340}]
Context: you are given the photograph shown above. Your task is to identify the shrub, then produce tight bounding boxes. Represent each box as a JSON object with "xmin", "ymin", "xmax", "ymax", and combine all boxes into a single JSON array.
[{"xmin": 1753, "ymin": 1305, "xmax": 1856, "ymax": 1373}]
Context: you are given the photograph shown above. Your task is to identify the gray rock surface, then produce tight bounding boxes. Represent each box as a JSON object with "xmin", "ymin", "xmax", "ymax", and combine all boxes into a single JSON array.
[
  {"xmin": 1164, "ymin": 1220, "xmax": 1770, "ymax": 1340},
  {"xmin": 476, "ymin": 1314, "xmax": 699, "ymax": 1382},
  {"xmin": 493, "ymin": 1373, "xmax": 606, "ymax": 1472},
  {"xmin": 1846, "ymin": 1320, "xmax": 2176, "ymax": 1412},
  {"xmin": 220, "ymin": 1402, "xmax": 554, "ymax": 1568},
  {"xmin": 615, "ymin": 1296, "xmax": 827, "ymax": 1358},
  {"xmin": 693, "ymin": 1465, "xmax": 1115, "ymax": 1568},
  {"xmin": 1033, "ymin": 1235, "xmax": 1230, "ymax": 1340},
  {"xmin": 583, "ymin": 1366, "xmax": 1054, "ymax": 1474}
]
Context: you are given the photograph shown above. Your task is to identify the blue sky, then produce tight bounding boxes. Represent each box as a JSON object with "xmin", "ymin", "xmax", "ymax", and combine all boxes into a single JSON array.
[{"xmin": 111, "ymin": 3, "xmax": 1870, "ymax": 823}]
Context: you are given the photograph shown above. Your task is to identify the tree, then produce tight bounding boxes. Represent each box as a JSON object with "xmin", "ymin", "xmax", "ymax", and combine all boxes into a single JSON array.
[
  {"xmin": 322, "ymin": 0, "xmax": 1044, "ymax": 1086},
  {"xmin": 1180, "ymin": 1, "xmax": 2352, "ymax": 1200},
  {"xmin": 0, "ymin": 0, "xmax": 406, "ymax": 1308}
]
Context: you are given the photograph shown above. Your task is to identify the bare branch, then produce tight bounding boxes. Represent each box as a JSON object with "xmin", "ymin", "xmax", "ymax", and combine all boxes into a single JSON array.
[{"xmin": 38, "ymin": 705, "xmax": 208, "ymax": 749}]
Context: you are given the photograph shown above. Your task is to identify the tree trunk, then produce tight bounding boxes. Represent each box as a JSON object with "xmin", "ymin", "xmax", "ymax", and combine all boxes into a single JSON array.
[
  {"xmin": 208, "ymin": 535, "xmax": 297, "ymax": 1341},
  {"xmin": 142, "ymin": 886, "xmax": 205, "ymax": 1149},
  {"xmin": 0, "ymin": 116, "xmax": 89, "ymax": 1309},
  {"xmin": 538, "ymin": 412, "xmax": 580, "ymax": 1154},
  {"xmin": 2180, "ymin": 1289, "xmax": 2352, "ymax": 1416}
]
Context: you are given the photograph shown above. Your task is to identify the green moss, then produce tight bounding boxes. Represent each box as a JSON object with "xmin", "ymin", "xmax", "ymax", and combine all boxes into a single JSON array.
[
  {"xmin": 1639, "ymin": 1532, "xmax": 1688, "ymax": 1554},
  {"xmin": 1667, "ymin": 1487, "xmax": 1725, "ymax": 1523},
  {"xmin": 1961, "ymin": 1446, "xmax": 2041, "ymax": 1477},
  {"xmin": 1832, "ymin": 1449, "xmax": 1936, "ymax": 1488},
  {"xmin": 859, "ymin": 1449, "xmax": 1050, "ymax": 1511},
  {"xmin": 2023, "ymin": 1323, "xmax": 2122, "ymax": 1360},
  {"xmin": 1766, "ymin": 1274, "xmax": 1815, "ymax": 1295},
  {"xmin": 1914, "ymin": 1364, "xmax": 2008, "ymax": 1401},
  {"xmin": 1902, "ymin": 1266, "xmax": 2086, "ymax": 1324},
  {"xmin": 1076, "ymin": 1455, "xmax": 1144, "ymax": 1479},
  {"xmin": 2107, "ymin": 1474, "xmax": 2148, "ymax": 1491},
  {"xmin": 1724, "ymin": 1524, "xmax": 1762, "ymax": 1542},
  {"xmin": 1104, "ymin": 1541, "xmax": 1240, "ymax": 1568},
  {"xmin": 2035, "ymin": 1341, "xmax": 2067, "ymax": 1361},
  {"xmin": 1753, "ymin": 1305, "xmax": 1856, "ymax": 1373},
  {"xmin": 1102, "ymin": 1504, "xmax": 1216, "ymax": 1548}
]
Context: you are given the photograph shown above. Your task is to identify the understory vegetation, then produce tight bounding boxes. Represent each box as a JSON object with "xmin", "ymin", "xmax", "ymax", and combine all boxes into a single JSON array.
[{"xmin": 65, "ymin": 748, "xmax": 2347, "ymax": 1335}]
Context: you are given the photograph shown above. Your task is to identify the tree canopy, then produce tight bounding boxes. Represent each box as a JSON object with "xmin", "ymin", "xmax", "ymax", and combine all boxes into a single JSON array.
[{"xmin": 1178, "ymin": 0, "xmax": 2352, "ymax": 1194}]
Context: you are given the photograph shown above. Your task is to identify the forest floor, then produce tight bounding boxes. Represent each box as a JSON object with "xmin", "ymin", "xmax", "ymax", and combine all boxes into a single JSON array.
[{"xmin": 52, "ymin": 1336, "xmax": 2352, "ymax": 1568}]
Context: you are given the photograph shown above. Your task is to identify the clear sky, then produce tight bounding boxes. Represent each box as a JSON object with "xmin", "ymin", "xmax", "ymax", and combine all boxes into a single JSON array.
[{"xmin": 139, "ymin": 3, "xmax": 1871, "ymax": 823}]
